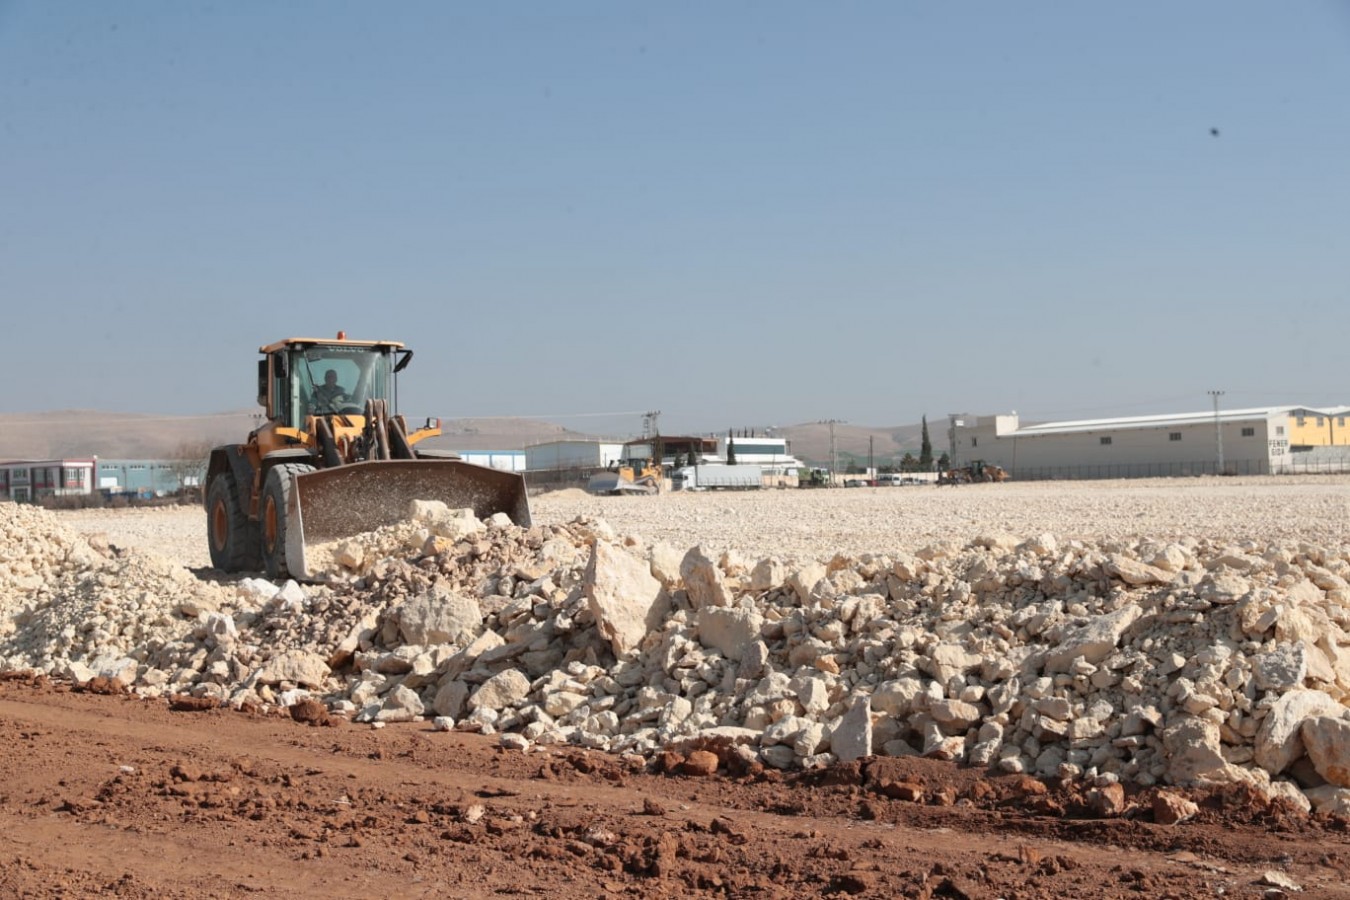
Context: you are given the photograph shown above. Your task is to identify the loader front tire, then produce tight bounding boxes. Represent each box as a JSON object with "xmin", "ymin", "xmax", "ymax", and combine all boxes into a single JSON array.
[
  {"xmin": 207, "ymin": 473, "xmax": 260, "ymax": 573},
  {"xmin": 261, "ymin": 463, "xmax": 315, "ymax": 581}
]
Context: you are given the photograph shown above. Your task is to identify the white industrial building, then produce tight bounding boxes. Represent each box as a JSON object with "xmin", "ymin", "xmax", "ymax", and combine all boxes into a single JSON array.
[
  {"xmin": 948, "ymin": 407, "xmax": 1300, "ymax": 479},
  {"xmin": 456, "ymin": 450, "xmax": 526, "ymax": 472},
  {"xmin": 524, "ymin": 440, "xmax": 626, "ymax": 473},
  {"xmin": 715, "ymin": 435, "xmax": 804, "ymax": 478}
]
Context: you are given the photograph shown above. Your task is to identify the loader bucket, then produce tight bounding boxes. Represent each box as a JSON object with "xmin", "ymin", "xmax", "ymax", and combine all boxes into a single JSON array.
[{"xmin": 283, "ymin": 459, "xmax": 531, "ymax": 581}]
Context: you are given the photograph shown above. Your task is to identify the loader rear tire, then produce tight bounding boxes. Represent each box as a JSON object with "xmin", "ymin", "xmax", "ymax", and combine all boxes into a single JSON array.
[
  {"xmin": 207, "ymin": 473, "xmax": 260, "ymax": 572},
  {"xmin": 261, "ymin": 462, "xmax": 315, "ymax": 580}
]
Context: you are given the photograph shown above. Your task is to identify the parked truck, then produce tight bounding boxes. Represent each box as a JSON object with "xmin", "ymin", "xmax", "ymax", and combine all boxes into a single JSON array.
[{"xmin": 670, "ymin": 464, "xmax": 762, "ymax": 491}]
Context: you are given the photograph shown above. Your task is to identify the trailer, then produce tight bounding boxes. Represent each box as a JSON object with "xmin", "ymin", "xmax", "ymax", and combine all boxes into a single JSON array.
[{"xmin": 671, "ymin": 464, "xmax": 762, "ymax": 491}]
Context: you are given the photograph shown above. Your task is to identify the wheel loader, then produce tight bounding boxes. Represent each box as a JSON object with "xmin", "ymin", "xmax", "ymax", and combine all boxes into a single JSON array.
[
  {"xmin": 205, "ymin": 333, "xmax": 531, "ymax": 581},
  {"xmin": 938, "ymin": 460, "xmax": 1009, "ymax": 484}
]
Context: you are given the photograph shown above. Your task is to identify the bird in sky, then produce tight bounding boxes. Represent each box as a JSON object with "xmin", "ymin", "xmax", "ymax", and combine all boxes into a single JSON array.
[{"xmin": 1210, "ymin": 127, "xmax": 1221, "ymax": 137}]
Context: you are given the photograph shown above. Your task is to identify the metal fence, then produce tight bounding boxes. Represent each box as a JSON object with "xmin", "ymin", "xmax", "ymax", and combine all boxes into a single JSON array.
[
  {"xmin": 523, "ymin": 466, "xmax": 601, "ymax": 492},
  {"xmin": 1011, "ymin": 456, "xmax": 1350, "ymax": 481},
  {"xmin": 1271, "ymin": 455, "xmax": 1350, "ymax": 476}
]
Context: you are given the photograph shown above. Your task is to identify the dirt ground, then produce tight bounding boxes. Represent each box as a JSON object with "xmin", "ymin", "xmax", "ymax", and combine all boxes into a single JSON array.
[{"xmin": 2, "ymin": 674, "xmax": 1348, "ymax": 899}]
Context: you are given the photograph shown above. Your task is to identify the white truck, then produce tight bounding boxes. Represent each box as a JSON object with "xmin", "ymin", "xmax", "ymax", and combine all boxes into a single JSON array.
[{"xmin": 670, "ymin": 464, "xmax": 762, "ymax": 491}]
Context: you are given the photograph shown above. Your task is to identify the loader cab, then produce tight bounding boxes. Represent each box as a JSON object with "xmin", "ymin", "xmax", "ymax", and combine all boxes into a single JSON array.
[{"xmin": 258, "ymin": 337, "xmax": 409, "ymax": 429}]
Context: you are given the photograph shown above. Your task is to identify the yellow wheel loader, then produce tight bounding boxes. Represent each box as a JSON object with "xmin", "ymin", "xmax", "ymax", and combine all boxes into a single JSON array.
[{"xmin": 205, "ymin": 333, "xmax": 531, "ymax": 581}]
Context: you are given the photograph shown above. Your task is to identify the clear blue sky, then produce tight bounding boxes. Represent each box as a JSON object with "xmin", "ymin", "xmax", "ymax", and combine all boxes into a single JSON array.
[{"xmin": 3, "ymin": 2, "xmax": 1348, "ymax": 436}]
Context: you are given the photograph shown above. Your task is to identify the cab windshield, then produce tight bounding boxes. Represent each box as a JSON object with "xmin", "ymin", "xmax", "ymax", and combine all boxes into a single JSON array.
[{"xmin": 286, "ymin": 344, "xmax": 394, "ymax": 424}]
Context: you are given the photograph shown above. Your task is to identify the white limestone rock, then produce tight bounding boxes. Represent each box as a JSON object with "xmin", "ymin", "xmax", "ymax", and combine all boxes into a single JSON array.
[
  {"xmin": 871, "ymin": 677, "xmax": 926, "ymax": 717},
  {"xmin": 1301, "ymin": 714, "xmax": 1350, "ymax": 788},
  {"xmin": 928, "ymin": 644, "xmax": 983, "ymax": 684},
  {"xmin": 696, "ymin": 606, "xmax": 764, "ymax": 663},
  {"xmin": 1254, "ymin": 689, "xmax": 1344, "ymax": 775},
  {"xmin": 1148, "ymin": 543, "xmax": 1189, "ymax": 572},
  {"xmin": 1043, "ymin": 605, "xmax": 1144, "ymax": 672},
  {"xmin": 1104, "ymin": 555, "xmax": 1172, "ymax": 586},
  {"xmin": 389, "ymin": 588, "xmax": 482, "ymax": 646},
  {"xmin": 648, "ymin": 542, "xmax": 685, "ymax": 589},
  {"xmin": 680, "ymin": 546, "xmax": 733, "ymax": 609},
  {"xmin": 374, "ymin": 684, "xmax": 425, "ymax": 723},
  {"xmin": 253, "ymin": 650, "xmax": 330, "ymax": 689},
  {"xmin": 468, "ymin": 669, "xmax": 531, "ymax": 713},
  {"xmin": 1267, "ymin": 780, "xmax": 1313, "ymax": 814},
  {"xmin": 793, "ymin": 721, "xmax": 829, "ymax": 757},
  {"xmin": 832, "ymin": 695, "xmax": 873, "ymax": 763},
  {"xmin": 738, "ymin": 640, "xmax": 770, "ymax": 679},
  {"xmin": 788, "ymin": 562, "xmax": 828, "ymax": 603},
  {"xmin": 795, "ymin": 676, "xmax": 831, "ymax": 717},
  {"xmin": 1304, "ymin": 785, "xmax": 1350, "ymax": 817},
  {"xmin": 584, "ymin": 540, "xmax": 669, "ymax": 656},
  {"xmin": 1163, "ymin": 716, "xmax": 1252, "ymax": 786},
  {"xmin": 500, "ymin": 733, "xmax": 531, "ymax": 751},
  {"xmin": 1200, "ymin": 572, "xmax": 1252, "ymax": 604},
  {"xmin": 1253, "ymin": 643, "xmax": 1310, "ymax": 692},
  {"xmin": 929, "ymin": 699, "xmax": 982, "ymax": 733},
  {"xmin": 1019, "ymin": 533, "xmax": 1059, "ymax": 557}
]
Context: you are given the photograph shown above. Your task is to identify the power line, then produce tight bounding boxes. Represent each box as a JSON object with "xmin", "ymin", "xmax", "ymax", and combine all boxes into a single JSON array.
[
  {"xmin": 818, "ymin": 419, "xmax": 844, "ymax": 485},
  {"xmin": 423, "ymin": 409, "xmax": 651, "ymax": 421},
  {"xmin": 0, "ymin": 412, "xmax": 256, "ymax": 426}
]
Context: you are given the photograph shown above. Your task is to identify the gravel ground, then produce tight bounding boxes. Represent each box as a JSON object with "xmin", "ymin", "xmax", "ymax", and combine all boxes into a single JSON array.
[{"xmin": 53, "ymin": 474, "xmax": 1350, "ymax": 569}]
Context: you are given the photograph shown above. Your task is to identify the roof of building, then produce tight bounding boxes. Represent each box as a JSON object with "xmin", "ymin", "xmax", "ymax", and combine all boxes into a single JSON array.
[
  {"xmin": 1011, "ymin": 406, "xmax": 1294, "ymax": 438},
  {"xmin": 0, "ymin": 457, "xmax": 97, "ymax": 467}
]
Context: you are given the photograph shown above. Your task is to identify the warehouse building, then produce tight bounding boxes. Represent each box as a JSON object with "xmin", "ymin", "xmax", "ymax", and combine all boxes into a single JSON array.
[
  {"xmin": 0, "ymin": 458, "xmax": 96, "ymax": 502},
  {"xmin": 456, "ymin": 450, "xmax": 526, "ymax": 472},
  {"xmin": 0, "ymin": 457, "xmax": 197, "ymax": 501},
  {"xmin": 524, "ymin": 440, "xmax": 625, "ymax": 472},
  {"xmin": 948, "ymin": 405, "xmax": 1350, "ymax": 480}
]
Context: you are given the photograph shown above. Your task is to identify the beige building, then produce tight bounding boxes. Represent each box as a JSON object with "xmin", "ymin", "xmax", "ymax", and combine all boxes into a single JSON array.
[
  {"xmin": 946, "ymin": 406, "xmax": 1327, "ymax": 479},
  {"xmin": 1286, "ymin": 406, "xmax": 1350, "ymax": 449}
]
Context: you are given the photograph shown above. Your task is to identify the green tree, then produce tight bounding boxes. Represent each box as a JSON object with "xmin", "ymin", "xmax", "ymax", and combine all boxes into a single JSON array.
[
  {"xmin": 685, "ymin": 450, "xmax": 698, "ymax": 467},
  {"xmin": 937, "ymin": 451, "xmax": 951, "ymax": 471},
  {"xmin": 919, "ymin": 415, "xmax": 933, "ymax": 467},
  {"xmin": 900, "ymin": 452, "xmax": 917, "ymax": 471},
  {"xmin": 726, "ymin": 429, "xmax": 737, "ymax": 465}
]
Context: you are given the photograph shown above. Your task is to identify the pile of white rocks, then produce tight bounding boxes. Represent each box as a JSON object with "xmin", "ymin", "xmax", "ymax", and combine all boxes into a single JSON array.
[{"xmin": 3, "ymin": 500, "xmax": 1350, "ymax": 818}]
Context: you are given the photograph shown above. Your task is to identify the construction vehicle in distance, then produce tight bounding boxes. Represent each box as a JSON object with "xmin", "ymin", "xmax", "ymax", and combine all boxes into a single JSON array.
[
  {"xmin": 939, "ymin": 460, "xmax": 1010, "ymax": 485},
  {"xmin": 205, "ymin": 333, "xmax": 531, "ymax": 581},
  {"xmin": 586, "ymin": 458, "xmax": 663, "ymax": 495},
  {"xmin": 671, "ymin": 463, "xmax": 763, "ymax": 491},
  {"xmin": 797, "ymin": 467, "xmax": 830, "ymax": 488}
]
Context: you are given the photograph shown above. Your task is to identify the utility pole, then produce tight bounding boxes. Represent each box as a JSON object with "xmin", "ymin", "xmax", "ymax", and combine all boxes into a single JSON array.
[
  {"xmin": 868, "ymin": 435, "xmax": 874, "ymax": 480},
  {"xmin": 819, "ymin": 419, "xmax": 844, "ymax": 486},
  {"xmin": 1208, "ymin": 391, "xmax": 1225, "ymax": 474}
]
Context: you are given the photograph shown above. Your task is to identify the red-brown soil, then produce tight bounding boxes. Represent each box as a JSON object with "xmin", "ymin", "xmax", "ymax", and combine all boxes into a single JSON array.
[{"xmin": 2, "ymin": 674, "xmax": 1348, "ymax": 899}]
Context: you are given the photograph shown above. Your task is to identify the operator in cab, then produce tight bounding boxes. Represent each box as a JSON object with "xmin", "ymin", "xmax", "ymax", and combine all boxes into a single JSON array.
[{"xmin": 312, "ymin": 368, "xmax": 349, "ymax": 411}]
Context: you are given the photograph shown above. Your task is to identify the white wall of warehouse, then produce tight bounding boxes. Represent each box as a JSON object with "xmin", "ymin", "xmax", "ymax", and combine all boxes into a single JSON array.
[
  {"xmin": 951, "ymin": 412, "xmax": 1290, "ymax": 477},
  {"xmin": 524, "ymin": 441, "xmax": 625, "ymax": 471}
]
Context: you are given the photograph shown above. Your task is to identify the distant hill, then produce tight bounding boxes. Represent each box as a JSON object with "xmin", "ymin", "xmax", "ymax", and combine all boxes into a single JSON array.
[
  {"xmin": 0, "ymin": 410, "xmax": 259, "ymax": 460},
  {"xmin": 416, "ymin": 418, "xmax": 601, "ymax": 453},
  {"xmin": 0, "ymin": 410, "xmax": 603, "ymax": 461},
  {"xmin": 775, "ymin": 421, "xmax": 930, "ymax": 468},
  {"xmin": 0, "ymin": 410, "xmax": 934, "ymax": 468}
]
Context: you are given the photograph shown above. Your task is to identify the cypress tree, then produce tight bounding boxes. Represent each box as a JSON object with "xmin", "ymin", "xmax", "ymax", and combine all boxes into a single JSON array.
[{"xmin": 920, "ymin": 415, "xmax": 933, "ymax": 467}]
